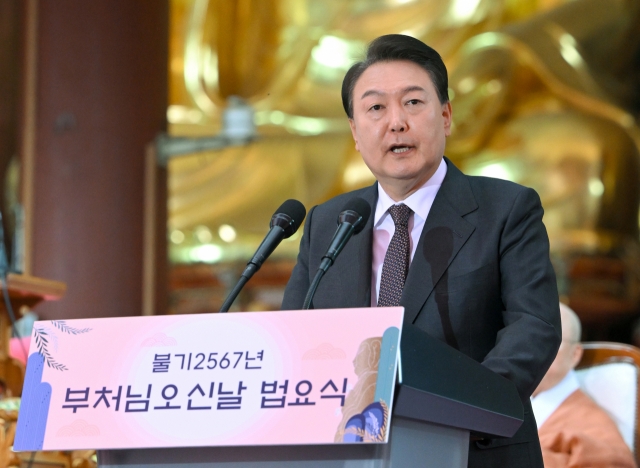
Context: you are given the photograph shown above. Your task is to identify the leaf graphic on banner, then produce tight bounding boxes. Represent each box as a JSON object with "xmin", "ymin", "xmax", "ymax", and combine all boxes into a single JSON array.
[
  {"xmin": 33, "ymin": 328, "xmax": 67, "ymax": 371},
  {"xmin": 51, "ymin": 320, "xmax": 92, "ymax": 335}
]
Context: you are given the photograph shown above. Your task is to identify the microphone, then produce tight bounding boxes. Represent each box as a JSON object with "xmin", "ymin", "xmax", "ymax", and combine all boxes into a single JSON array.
[
  {"xmin": 303, "ymin": 198, "xmax": 371, "ymax": 309},
  {"xmin": 219, "ymin": 199, "xmax": 306, "ymax": 312},
  {"xmin": 242, "ymin": 199, "xmax": 306, "ymax": 280}
]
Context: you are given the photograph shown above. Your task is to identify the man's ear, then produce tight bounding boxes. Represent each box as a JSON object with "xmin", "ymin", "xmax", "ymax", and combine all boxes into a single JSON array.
[
  {"xmin": 442, "ymin": 101, "xmax": 453, "ymax": 137},
  {"xmin": 349, "ymin": 118, "xmax": 360, "ymax": 152}
]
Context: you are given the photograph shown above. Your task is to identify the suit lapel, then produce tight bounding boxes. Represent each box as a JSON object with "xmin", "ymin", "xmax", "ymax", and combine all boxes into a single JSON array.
[{"xmin": 401, "ymin": 158, "xmax": 478, "ymax": 324}]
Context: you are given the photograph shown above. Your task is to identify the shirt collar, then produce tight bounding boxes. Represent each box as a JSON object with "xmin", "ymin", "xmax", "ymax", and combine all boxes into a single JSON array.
[{"xmin": 374, "ymin": 157, "xmax": 447, "ymax": 226}]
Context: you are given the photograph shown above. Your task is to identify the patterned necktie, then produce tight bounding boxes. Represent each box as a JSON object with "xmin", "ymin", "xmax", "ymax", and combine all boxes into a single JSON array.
[{"xmin": 378, "ymin": 203, "xmax": 413, "ymax": 307}]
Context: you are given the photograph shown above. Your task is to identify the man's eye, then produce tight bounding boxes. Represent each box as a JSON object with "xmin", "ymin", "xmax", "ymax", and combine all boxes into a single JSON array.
[
  {"xmin": 406, "ymin": 99, "xmax": 421, "ymax": 106},
  {"xmin": 369, "ymin": 104, "xmax": 383, "ymax": 111}
]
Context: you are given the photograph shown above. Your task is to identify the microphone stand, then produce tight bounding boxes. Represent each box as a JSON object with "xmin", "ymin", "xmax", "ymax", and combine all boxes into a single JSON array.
[
  {"xmin": 218, "ymin": 200, "xmax": 306, "ymax": 312},
  {"xmin": 219, "ymin": 275, "xmax": 250, "ymax": 313},
  {"xmin": 302, "ymin": 269, "xmax": 324, "ymax": 310},
  {"xmin": 302, "ymin": 204, "xmax": 368, "ymax": 309},
  {"xmin": 219, "ymin": 226, "xmax": 287, "ymax": 312}
]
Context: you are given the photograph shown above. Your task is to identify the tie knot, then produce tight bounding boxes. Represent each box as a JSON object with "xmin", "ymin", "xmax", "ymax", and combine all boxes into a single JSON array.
[{"xmin": 388, "ymin": 204, "xmax": 412, "ymax": 227}]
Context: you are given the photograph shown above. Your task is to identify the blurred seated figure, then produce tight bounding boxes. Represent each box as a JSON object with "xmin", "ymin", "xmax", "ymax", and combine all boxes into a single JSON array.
[{"xmin": 531, "ymin": 303, "xmax": 636, "ymax": 468}]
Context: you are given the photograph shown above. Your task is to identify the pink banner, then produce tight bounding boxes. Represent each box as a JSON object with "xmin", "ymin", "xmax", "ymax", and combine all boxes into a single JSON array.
[{"xmin": 15, "ymin": 307, "xmax": 403, "ymax": 451}]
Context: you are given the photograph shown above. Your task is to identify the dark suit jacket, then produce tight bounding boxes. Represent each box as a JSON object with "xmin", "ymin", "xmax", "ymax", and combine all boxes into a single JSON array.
[{"xmin": 282, "ymin": 157, "xmax": 561, "ymax": 467}]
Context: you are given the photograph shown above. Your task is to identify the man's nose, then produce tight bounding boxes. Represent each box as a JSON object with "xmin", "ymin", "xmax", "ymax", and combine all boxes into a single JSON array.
[{"xmin": 389, "ymin": 106, "xmax": 408, "ymax": 133}]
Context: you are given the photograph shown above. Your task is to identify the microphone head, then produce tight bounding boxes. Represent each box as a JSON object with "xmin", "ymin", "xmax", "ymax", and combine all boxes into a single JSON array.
[
  {"xmin": 338, "ymin": 197, "xmax": 371, "ymax": 234},
  {"xmin": 270, "ymin": 199, "xmax": 307, "ymax": 238}
]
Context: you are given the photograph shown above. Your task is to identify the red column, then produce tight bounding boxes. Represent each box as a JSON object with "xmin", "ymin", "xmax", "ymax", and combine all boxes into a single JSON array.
[{"xmin": 22, "ymin": 1, "xmax": 168, "ymax": 319}]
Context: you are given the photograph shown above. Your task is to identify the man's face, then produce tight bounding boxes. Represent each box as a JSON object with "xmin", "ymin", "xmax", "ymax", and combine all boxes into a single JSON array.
[{"xmin": 348, "ymin": 60, "xmax": 452, "ymax": 198}]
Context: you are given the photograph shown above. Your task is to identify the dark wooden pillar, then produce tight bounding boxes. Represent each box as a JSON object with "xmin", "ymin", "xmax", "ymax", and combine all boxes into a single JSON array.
[{"xmin": 21, "ymin": 1, "xmax": 168, "ymax": 319}]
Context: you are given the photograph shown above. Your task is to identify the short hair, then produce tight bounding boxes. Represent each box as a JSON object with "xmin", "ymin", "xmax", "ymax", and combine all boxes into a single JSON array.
[{"xmin": 341, "ymin": 34, "xmax": 449, "ymax": 119}]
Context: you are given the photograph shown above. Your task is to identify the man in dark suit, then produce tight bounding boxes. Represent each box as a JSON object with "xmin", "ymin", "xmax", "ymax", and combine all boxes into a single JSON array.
[{"xmin": 282, "ymin": 34, "xmax": 561, "ymax": 467}]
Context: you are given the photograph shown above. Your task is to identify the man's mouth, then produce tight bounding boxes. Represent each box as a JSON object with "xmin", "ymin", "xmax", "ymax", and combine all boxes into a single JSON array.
[{"xmin": 390, "ymin": 145, "xmax": 412, "ymax": 154}]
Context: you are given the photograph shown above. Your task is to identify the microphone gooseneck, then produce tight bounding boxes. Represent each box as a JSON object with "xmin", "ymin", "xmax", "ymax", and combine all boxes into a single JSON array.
[
  {"xmin": 302, "ymin": 198, "xmax": 371, "ymax": 310},
  {"xmin": 220, "ymin": 199, "xmax": 306, "ymax": 313}
]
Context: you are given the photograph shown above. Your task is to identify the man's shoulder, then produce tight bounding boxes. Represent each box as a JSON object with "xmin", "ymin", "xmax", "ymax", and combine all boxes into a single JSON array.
[
  {"xmin": 460, "ymin": 173, "xmax": 541, "ymax": 215},
  {"xmin": 444, "ymin": 158, "xmax": 539, "ymax": 211},
  {"xmin": 465, "ymin": 174, "xmax": 533, "ymax": 198}
]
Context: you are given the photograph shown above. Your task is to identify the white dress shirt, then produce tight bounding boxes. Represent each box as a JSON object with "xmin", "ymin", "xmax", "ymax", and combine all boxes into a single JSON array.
[
  {"xmin": 371, "ymin": 158, "xmax": 447, "ymax": 306},
  {"xmin": 531, "ymin": 370, "xmax": 580, "ymax": 428}
]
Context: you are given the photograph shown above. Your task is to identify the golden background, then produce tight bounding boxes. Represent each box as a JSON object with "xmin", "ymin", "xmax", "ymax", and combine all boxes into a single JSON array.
[{"xmin": 166, "ymin": 0, "xmax": 640, "ymax": 329}]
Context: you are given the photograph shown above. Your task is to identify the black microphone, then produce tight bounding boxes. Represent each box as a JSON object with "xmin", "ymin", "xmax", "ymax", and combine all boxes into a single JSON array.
[
  {"xmin": 303, "ymin": 198, "xmax": 371, "ymax": 309},
  {"xmin": 219, "ymin": 199, "xmax": 306, "ymax": 313}
]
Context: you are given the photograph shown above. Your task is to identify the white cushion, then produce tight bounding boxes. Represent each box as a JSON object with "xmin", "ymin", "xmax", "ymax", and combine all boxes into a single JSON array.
[{"xmin": 576, "ymin": 362, "xmax": 637, "ymax": 451}]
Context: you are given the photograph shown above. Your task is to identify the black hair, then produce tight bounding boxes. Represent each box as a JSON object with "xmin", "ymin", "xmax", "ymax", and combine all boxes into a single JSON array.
[{"xmin": 341, "ymin": 34, "xmax": 449, "ymax": 119}]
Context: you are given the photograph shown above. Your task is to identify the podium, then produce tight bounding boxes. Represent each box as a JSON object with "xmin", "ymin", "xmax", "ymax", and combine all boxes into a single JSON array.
[{"xmin": 97, "ymin": 325, "xmax": 523, "ymax": 468}]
